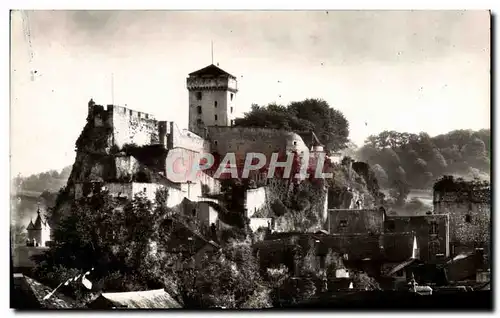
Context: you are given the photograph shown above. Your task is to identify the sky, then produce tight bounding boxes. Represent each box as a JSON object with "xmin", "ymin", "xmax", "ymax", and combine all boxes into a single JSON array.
[{"xmin": 10, "ymin": 10, "xmax": 490, "ymax": 177}]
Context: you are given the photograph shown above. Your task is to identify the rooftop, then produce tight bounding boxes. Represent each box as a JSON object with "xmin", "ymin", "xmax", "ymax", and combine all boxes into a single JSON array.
[
  {"xmin": 188, "ymin": 64, "xmax": 236, "ymax": 79},
  {"xmin": 88, "ymin": 289, "xmax": 181, "ymax": 309}
]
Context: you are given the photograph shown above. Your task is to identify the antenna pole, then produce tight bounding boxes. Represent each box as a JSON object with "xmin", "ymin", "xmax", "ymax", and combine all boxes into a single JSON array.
[{"xmin": 211, "ymin": 41, "xmax": 214, "ymax": 65}]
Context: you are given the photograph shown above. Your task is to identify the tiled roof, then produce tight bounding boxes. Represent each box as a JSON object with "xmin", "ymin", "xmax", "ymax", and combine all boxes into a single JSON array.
[
  {"xmin": 26, "ymin": 220, "xmax": 35, "ymax": 230},
  {"xmin": 13, "ymin": 274, "xmax": 79, "ymax": 309},
  {"xmin": 188, "ymin": 64, "xmax": 236, "ymax": 78}
]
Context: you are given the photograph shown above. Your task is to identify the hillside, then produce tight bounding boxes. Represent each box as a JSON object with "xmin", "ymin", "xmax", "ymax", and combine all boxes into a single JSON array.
[{"xmin": 357, "ymin": 129, "xmax": 490, "ymax": 190}]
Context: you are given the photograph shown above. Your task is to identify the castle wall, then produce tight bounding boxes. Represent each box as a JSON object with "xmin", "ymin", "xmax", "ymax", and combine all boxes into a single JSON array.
[
  {"xmin": 169, "ymin": 122, "xmax": 209, "ymax": 153},
  {"xmin": 114, "ymin": 156, "xmax": 141, "ymax": 180},
  {"xmin": 245, "ymin": 187, "xmax": 267, "ymax": 218},
  {"xmin": 199, "ymin": 172, "xmax": 221, "ymax": 194},
  {"xmin": 206, "ymin": 127, "xmax": 309, "ymax": 167},
  {"xmin": 434, "ymin": 200, "xmax": 490, "ymax": 253},
  {"xmin": 109, "ymin": 105, "xmax": 159, "ymax": 149},
  {"xmin": 434, "ymin": 187, "xmax": 490, "ymax": 254}
]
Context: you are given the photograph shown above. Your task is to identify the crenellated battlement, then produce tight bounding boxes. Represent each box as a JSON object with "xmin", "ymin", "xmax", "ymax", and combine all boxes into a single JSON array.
[{"xmin": 106, "ymin": 104, "xmax": 156, "ymax": 121}]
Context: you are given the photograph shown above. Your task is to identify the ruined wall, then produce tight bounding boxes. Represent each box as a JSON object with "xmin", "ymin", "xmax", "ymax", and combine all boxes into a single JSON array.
[
  {"xmin": 327, "ymin": 209, "xmax": 385, "ymax": 235},
  {"xmin": 434, "ymin": 188, "xmax": 490, "ymax": 253},
  {"xmin": 109, "ymin": 105, "xmax": 159, "ymax": 149},
  {"xmin": 245, "ymin": 187, "xmax": 267, "ymax": 218}
]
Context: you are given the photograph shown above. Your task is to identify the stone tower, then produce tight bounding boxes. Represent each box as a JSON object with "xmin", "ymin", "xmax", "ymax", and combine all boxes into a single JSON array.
[{"xmin": 186, "ymin": 64, "xmax": 238, "ymax": 136}]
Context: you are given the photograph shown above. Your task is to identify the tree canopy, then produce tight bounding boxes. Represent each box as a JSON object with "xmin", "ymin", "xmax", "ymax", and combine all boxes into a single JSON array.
[
  {"xmin": 234, "ymin": 98, "xmax": 350, "ymax": 151},
  {"xmin": 357, "ymin": 129, "xmax": 490, "ymax": 205}
]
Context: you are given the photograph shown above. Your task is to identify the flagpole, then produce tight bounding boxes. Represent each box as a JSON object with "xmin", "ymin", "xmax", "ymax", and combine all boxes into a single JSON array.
[
  {"xmin": 42, "ymin": 267, "xmax": 94, "ymax": 300},
  {"xmin": 111, "ymin": 73, "xmax": 115, "ymax": 105},
  {"xmin": 43, "ymin": 279, "xmax": 69, "ymax": 300}
]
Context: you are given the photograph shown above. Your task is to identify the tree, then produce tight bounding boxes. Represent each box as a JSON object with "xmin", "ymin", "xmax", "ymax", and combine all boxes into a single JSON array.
[
  {"xmin": 235, "ymin": 98, "xmax": 350, "ymax": 151},
  {"xmin": 370, "ymin": 164, "xmax": 389, "ymax": 188},
  {"xmin": 288, "ymin": 98, "xmax": 349, "ymax": 151},
  {"xmin": 352, "ymin": 272, "xmax": 381, "ymax": 290},
  {"xmin": 357, "ymin": 129, "xmax": 490, "ymax": 190},
  {"xmin": 32, "ymin": 191, "xmax": 174, "ymax": 298},
  {"xmin": 192, "ymin": 241, "xmax": 271, "ymax": 308},
  {"xmin": 11, "ymin": 224, "xmax": 27, "ymax": 246}
]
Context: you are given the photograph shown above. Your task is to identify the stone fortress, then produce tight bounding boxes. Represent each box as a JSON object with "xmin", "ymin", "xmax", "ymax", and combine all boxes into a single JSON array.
[{"xmin": 71, "ymin": 63, "xmax": 328, "ymax": 232}]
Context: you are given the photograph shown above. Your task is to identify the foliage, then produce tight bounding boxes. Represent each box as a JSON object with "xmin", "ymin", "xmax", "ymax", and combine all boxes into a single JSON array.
[
  {"xmin": 11, "ymin": 224, "xmax": 27, "ymax": 246},
  {"xmin": 32, "ymin": 191, "xmax": 176, "ymax": 302},
  {"xmin": 352, "ymin": 272, "xmax": 381, "ymax": 291},
  {"xmin": 190, "ymin": 241, "xmax": 271, "ymax": 308},
  {"xmin": 357, "ymin": 129, "xmax": 491, "ymax": 197},
  {"xmin": 12, "ymin": 166, "xmax": 72, "ymax": 194},
  {"xmin": 234, "ymin": 98, "xmax": 350, "ymax": 151},
  {"xmin": 272, "ymin": 179, "xmax": 327, "ymax": 232}
]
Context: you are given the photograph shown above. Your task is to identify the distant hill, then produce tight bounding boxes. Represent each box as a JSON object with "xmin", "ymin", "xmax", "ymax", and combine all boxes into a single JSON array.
[
  {"xmin": 357, "ymin": 129, "xmax": 490, "ymax": 191},
  {"xmin": 11, "ymin": 166, "xmax": 71, "ymax": 227},
  {"xmin": 12, "ymin": 165, "xmax": 72, "ymax": 195}
]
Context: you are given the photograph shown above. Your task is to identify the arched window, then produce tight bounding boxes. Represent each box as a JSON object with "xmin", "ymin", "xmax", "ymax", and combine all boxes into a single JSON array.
[{"xmin": 197, "ymin": 106, "xmax": 202, "ymax": 114}]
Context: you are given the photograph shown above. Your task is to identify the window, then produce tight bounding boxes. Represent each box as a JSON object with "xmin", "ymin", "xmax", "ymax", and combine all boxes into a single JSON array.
[
  {"xmin": 230, "ymin": 107, "xmax": 233, "ymax": 113},
  {"xmin": 230, "ymin": 93, "xmax": 234, "ymax": 101},
  {"xmin": 214, "ymin": 101, "xmax": 218, "ymax": 108},
  {"xmin": 429, "ymin": 221, "xmax": 438, "ymax": 235},
  {"xmin": 215, "ymin": 115, "xmax": 218, "ymax": 121},
  {"xmin": 129, "ymin": 110, "xmax": 133, "ymax": 116},
  {"xmin": 293, "ymin": 141, "xmax": 297, "ymax": 146},
  {"xmin": 465, "ymin": 214, "xmax": 472, "ymax": 223},
  {"xmin": 339, "ymin": 220, "xmax": 347, "ymax": 227},
  {"xmin": 143, "ymin": 187, "xmax": 147, "ymax": 193},
  {"xmin": 197, "ymin": 118, "xmax": 203, "ymax": 125},
  {"xmin": 145, "ymin": 114, "xmax": 148, "ymax": 119},
  {"xmin": 196, "ymin": 92, "xmax": 202, "ymax": 100},
  {"xmin": 214, "ymin": 140, "xmax": 218, "ymax": 146},
  {"xmin": 197, "ymin": 106, "xmax": 202, "ymax": 114},
  {"xmin": 192, "ymin": 209, "xmax": 197, "ymax": 217}
]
